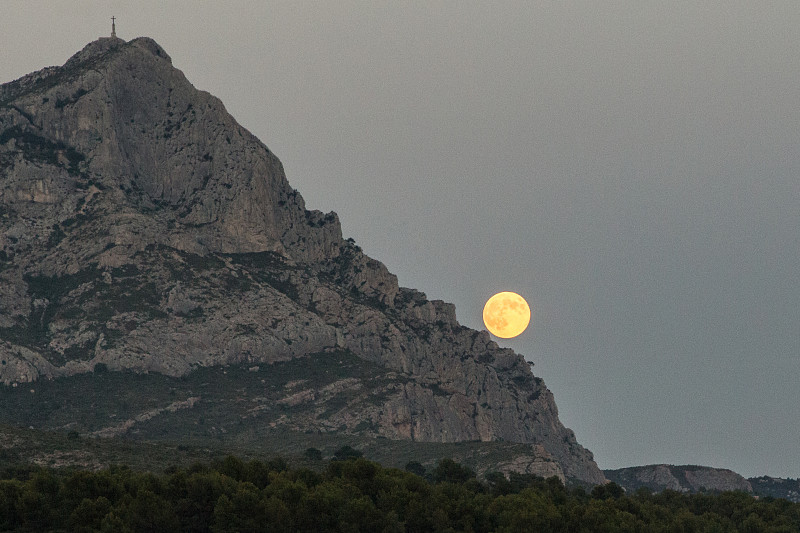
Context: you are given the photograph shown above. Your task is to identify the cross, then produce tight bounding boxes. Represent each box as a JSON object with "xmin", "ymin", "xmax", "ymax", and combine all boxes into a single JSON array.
[{"xmin": 111, "ymin": 16, "xmax": 117, "ymax": 38}]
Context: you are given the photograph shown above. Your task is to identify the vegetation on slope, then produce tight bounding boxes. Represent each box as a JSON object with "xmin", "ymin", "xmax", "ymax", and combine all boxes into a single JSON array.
[{"xmin": 1, "ymin": 455, "xmax": 798, "ymax": 532}]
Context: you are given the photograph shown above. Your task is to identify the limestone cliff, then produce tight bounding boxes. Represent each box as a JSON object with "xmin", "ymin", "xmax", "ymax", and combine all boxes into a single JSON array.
[
  {"xmin": 604, "ymin": 465, "xmax": 753, "ymax": 494},
  {"xmin": 0, "ymin": 37, "xmax": 604, "ymax": 484}
]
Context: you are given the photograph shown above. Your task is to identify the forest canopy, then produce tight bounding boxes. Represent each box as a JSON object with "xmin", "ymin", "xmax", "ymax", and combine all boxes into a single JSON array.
[{"xmin": 0, "ymin": 455, "xmax": 798, "ymax": 532}]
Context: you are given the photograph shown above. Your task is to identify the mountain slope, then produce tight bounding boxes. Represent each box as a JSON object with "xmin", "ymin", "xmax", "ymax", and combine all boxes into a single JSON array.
[
  {"xmin": 604, "ymin": 465, "xmax": 752, "ymax": 494},
  {"xmin": 0, "ymin": 36, "xmax": 604, "ymax": 484},
  {"xmin": 605, "ymin": 465, "xmax": 800, "ymax": 502}
]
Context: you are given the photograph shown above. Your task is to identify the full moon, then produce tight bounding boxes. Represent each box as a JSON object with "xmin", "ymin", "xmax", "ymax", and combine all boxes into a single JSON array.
[{"xmin": 482, "ymin": 292, "xmax": 531, "ymax": 338}]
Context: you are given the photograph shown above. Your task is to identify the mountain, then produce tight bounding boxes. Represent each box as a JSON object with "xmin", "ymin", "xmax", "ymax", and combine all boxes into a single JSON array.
[
  {"xmin": 0, "ymin": 36, "xmax": 604, "ymax": 484},
  {"xmin": 605, "ymin": 465, "xmax": 800, "ymax": 502},
  {"xmin": 604, "ymin": 465, "xmax": 752, "ymax": 494}
]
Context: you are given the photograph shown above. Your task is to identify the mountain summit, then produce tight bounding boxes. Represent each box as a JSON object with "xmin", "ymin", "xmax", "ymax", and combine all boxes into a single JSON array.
[{"xmin": 0, "ymin": 37, "xmax": 604, "ymax": 484}]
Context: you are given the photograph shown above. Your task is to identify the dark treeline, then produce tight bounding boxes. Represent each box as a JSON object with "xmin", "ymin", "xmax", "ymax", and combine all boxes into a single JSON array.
[{"xmin": 1, "ymin": 454, "xmax": 799, "ymax": 532}]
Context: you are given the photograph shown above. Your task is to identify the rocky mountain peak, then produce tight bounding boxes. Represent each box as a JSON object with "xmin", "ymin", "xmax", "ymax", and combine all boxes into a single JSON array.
[
  {"xmin": 2, "ymin": 35, "xmax": 346, "ymax": 265},
  {"xmin": 0, "ymin": 38, "xmax": 604, "ymax": 484}
]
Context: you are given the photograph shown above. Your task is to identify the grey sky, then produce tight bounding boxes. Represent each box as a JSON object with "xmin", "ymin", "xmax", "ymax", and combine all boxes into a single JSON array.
[{"xmin": 2, "ymin": 1, "xmax": 798, "ymax": 478}]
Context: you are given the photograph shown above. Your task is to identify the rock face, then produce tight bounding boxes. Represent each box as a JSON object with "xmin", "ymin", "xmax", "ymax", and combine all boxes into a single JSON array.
[
  {"xmin": 0, "ymin": 36, "xmax": 604, "ymax": 484},
  {"xmin": 604, "ymin": 465, "xmax": 753, "ymax": 494}
]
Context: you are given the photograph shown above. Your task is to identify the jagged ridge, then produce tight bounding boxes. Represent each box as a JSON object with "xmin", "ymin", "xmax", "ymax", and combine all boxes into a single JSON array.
[{"xmin": 0, "ymin": 37, "xmax": 604, "ymax": 484}]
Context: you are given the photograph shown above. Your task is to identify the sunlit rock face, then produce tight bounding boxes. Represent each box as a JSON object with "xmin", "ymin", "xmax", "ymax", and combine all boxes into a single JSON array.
[{"xmin": 0, "ymin": 37, "xmax": 604, "ymax": 485}]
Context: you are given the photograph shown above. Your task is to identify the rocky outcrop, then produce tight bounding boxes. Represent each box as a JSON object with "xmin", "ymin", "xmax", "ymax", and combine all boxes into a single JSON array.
[
  {"xmin": 92, "ymin": 396, "xmax": 201, "ymax": 438},
  {"xmin": 0, "ymin": 37, "xmax": 604, "ymax": 484},
  {"xmin": 481, "ymin": 445, "xmax": 566, "ymax": 483},
  {"xmin": 604, "ymin": 465, "xmax": 753, "ymax": 494}
]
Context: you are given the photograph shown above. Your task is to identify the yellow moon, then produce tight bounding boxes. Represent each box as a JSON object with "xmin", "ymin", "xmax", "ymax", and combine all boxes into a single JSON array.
[{"xmin": 482, "ymin": 292, "xmax": 531, "ymax": 338}]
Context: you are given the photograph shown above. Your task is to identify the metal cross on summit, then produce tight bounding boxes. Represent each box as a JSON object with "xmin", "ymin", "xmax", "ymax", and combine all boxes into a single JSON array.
[{"xmin": 111, "ymin": 16, "xmax": 117, "ymax": 38}]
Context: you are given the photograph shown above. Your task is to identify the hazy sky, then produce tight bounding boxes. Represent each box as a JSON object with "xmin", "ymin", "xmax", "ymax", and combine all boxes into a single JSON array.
[{"xmin": 3, "ymin": 2, "xmax": 798, "ymax": 478}]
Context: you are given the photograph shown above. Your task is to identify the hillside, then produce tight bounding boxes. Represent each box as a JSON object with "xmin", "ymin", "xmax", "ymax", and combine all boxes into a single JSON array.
[
  {"xmin": 605, "ymin": 464, "xmax": 800, "ymax": 502},
  {"xmin": 0, "ymin": 35, "xmax": 603, "ymax": 484},
  {"xmin": 604, "ymin": 464, "xmax": 752, "ymax": 494}
]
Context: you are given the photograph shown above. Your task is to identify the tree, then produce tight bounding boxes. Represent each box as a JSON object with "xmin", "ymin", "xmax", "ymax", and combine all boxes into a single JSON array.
[
  {"xmin": 66, "ymin": 496, "xmax": 112, "ymax": 532},
  {"xmin": 304, "ymin": 447, "xmax": 323, "ymax": 461},
  {"xmin": 404, "ymin": 461, "xmax": 426, "ymax": 478},
  {"xmin": 100, "ymin": 511, "xmax": 131, "ymax": 533},
  {"xmin": 431, "ymin": 458, "xmax": 475, "ymax": 484},
  {"xmin": 0, "ymin": 480, "xmax": 22, "ymax": 530},
  {"xmin": 332, "ymin": 445, "xmax": 363, "ymax": 461},
  {"xmin": 217, "ymin": 456, "xmax": 245, "ymax": 481},
  {"xmin": 124, "ymin": 488, "xmax": 180, "ymax": 532},
  {"xmin": 591, "ymin": 481, "xmax": 625, "ymax": 500}
]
